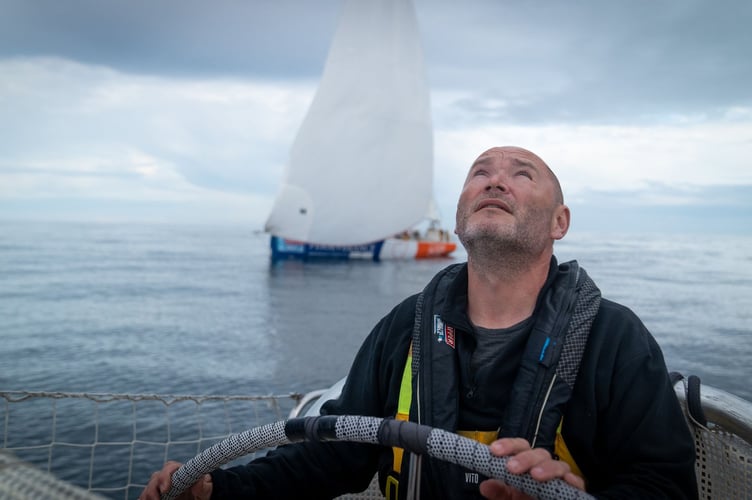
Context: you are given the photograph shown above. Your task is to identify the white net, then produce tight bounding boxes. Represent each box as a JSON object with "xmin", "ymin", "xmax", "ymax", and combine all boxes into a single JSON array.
[
  {"xmin": 0, "ymin": 391, "xmax": 301, "ymax": 500},
  {"xmin": 674, "ymin": 381, "xmax": 752, "ymax": 500},
  {"xmin": 692, "ymin": 423, "xmax": 752, "ymax": 499},
  {"xmin": 0, "ymin": 449, "xmax": 106, "ymax": 500}
]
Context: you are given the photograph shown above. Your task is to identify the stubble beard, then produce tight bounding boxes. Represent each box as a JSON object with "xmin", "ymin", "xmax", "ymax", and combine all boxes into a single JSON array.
[{"xmin": 457, "ymin": 207, "xmax": 551, "ymax": 273}]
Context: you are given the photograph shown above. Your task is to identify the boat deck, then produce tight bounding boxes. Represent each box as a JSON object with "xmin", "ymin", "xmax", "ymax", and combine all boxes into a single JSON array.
[{"xmin": 1, "ymin": 379, "xmax": 750, "ymax": 499}]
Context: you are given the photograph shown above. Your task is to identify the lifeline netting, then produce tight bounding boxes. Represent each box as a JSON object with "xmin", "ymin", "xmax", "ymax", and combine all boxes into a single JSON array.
[
  {"xmin": 0, "ymin": 391, "xmax": 301, "ymax": 500},
  {"xmin": 673, "ymin": 381, "xmax": 752, "ymax": 500},
  {"xmin": 2, "ymin": 387, "xmax": 751, "ymax": 500},
  {"xmin": 693, "ymin": 426, "xmax": 752, "ymax": 499}
]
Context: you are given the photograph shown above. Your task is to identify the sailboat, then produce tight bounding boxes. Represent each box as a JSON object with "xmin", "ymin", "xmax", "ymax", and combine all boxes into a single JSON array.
[{"xmin": 264, "ymin": 0, "xmax": 456, "ymax": 261}]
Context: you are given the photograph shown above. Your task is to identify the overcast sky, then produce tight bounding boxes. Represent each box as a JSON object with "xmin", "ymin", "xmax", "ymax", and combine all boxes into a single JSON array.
[{"xmin": 1, "ymin": 0, "xmax": 750, "ymax": 234}]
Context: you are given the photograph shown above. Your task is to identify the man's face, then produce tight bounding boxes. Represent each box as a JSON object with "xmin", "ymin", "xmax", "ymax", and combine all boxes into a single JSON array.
[{"xmin": 455, "ymin": 147, "xmax": 561, "ymax": 255}]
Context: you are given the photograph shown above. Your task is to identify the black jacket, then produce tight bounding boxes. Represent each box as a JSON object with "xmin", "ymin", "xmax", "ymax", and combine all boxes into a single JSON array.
[{"xmin": 210, "ymin": 260, "xmax": 697, "ymax": 499}]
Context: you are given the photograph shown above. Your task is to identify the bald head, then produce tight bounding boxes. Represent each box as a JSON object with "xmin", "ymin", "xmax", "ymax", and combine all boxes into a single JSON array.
[{"xmin": 472, "ymin": 146, "xmax": 564, "ymax": 205}]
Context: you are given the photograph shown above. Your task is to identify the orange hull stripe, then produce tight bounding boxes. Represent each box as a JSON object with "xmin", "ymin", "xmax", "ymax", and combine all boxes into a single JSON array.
[{"xmin": 415, "ymin": 242, "xmax": 457, "ymax": 258}]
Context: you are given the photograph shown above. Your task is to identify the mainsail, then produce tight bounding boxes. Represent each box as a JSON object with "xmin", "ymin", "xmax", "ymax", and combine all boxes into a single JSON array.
[{"xmin": 264, "ymin": 0, "xmax": 433, "ymax": 246}]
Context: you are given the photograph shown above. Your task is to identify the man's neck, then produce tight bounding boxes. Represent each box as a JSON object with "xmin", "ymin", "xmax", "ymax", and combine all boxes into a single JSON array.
[{"xmin": 466, "ymin": 252, "xmax": 552, "ymax": 329}]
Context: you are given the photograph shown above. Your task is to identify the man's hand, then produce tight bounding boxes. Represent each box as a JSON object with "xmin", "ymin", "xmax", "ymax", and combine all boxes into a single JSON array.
[
  {"xmin": 139, "ymin": 461, "xmax": 213, "ymax": 500},
  {"xmin": 479, "ymin": 438, "xmax": 585, "ymax": 500}
]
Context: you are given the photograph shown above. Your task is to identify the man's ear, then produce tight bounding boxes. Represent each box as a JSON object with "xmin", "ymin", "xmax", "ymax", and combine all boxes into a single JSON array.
[{"xmin": 551, "ymin": 204, "xmax": 570, "ymax": 240}]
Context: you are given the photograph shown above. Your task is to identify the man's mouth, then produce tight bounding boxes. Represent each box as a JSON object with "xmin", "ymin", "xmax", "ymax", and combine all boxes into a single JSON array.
[{"xmin": 476, "ymin": 199, "xmax": 512, "ymax": 214}]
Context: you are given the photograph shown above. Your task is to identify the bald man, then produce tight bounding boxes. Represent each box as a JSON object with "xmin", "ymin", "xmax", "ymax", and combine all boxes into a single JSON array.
[{"xmin": 143, "ymin": 147, "xmax": 697, "ymax": 500}]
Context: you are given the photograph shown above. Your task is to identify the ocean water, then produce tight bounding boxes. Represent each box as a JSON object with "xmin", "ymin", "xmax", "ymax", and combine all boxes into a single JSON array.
[{"xmin": 1, "ymin": 220, "xmax": 751, "ymax": 402}]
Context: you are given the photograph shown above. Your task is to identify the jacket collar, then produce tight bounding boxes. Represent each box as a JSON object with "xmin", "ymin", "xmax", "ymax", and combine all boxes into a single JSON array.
[{"xmin": 440, "ymin": 256, "xmax": 560, "ymax": 332}]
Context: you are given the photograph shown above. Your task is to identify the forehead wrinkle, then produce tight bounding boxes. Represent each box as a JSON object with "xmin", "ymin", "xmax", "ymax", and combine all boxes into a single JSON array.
[
  {"xmin": 470, "ymin": 156, "xmax": 494, "ymax": 169},
  {"xmin": 469, "ymin": 154, "xmax": 538, "ymax": 172},
  {"xmin": 510, "ymin": 157, "xmax": 539, "ymax": 171}
]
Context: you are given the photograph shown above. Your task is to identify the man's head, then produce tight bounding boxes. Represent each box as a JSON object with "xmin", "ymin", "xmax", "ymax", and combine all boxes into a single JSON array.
[{"xmin": 455, "ymin": 146, "xmax": 570, "ymax": 263}]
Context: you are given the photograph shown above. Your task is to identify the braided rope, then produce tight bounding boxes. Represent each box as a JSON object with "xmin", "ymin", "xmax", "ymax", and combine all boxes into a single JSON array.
[
  {"xmin": 164, "ymin": 415, "xmax": 592, "ymax": 500},
  {"xmin": 424, "ymin": 425, "xmax": 591, "ymax": 499},
  {"xmin": 167, "ymin": 420, "xmax": 288, "ymax": 498}
]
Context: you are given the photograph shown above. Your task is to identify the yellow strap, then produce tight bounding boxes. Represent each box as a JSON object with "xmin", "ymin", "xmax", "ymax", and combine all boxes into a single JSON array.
[
  {"xmin": 554, "ymin": 419, "xmax": 584, "ymax": 480},
  {"xmin": 392, "ymin": 346, "xmax": 413, "ymax": 474},
  {"xmin": 385, "ymin": 475, "xmax": 399, "ymax": 500},
  {"xmin": 397, "ymin": 346, "xmax": 413, "ymax": 418},
  {"xmin": 457, "ymin": 429, "xmax": 499, "ymax": 445}
]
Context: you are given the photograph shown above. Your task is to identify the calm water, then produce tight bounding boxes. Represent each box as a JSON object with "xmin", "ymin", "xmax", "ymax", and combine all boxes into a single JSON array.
[{"xmin": 1, "ymin": 220, "xmax": 751, "ymax": 401}]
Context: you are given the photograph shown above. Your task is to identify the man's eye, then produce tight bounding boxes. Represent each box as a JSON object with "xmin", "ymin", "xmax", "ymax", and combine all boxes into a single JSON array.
[{"xmin": 517, "ymin": 170, "xmax": 533, "ymax": 179}]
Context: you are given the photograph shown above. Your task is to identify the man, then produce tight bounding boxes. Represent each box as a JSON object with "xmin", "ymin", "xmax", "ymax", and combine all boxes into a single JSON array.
[{"xmin": 142, "ymin": 147, "xmax": 697, "ymax": 499}]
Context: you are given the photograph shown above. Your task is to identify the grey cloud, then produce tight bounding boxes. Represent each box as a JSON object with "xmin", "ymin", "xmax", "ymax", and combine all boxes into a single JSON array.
[
  {"xmin": 2, "ymin": 0, "xmax": 750, "ymax": 124},
  {"xmin": 419, "ymin": 0, "xmax": 752, "ymax": 124},
  {"xmin": 0, "ymin": 0, "xmax": 341, "ymax": 78}
]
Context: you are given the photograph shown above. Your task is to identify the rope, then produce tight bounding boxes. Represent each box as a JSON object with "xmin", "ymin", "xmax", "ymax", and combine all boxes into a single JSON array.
[
  {"xmin": 0, "ymin": 390, "xmax": 303, "ymax": 405},
  {"xmin": 165, "ymin": 415, "xmax": 593, "ymax": 500}
]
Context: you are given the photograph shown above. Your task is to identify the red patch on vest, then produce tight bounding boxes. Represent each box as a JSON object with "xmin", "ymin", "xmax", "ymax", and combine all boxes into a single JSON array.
[{"xmin": 446, "ymin": 325, "xmax": 455, "ymax": 348}]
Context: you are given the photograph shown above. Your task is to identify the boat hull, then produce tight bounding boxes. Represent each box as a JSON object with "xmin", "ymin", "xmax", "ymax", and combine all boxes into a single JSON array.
[{"xmin": 270, "ymin": 236, "xmax": 456, "ymax": 261}]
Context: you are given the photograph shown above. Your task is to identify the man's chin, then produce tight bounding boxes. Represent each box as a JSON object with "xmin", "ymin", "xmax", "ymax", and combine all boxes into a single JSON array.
[
  {"xmin": 459, "ymin": 229, "xmax": 517, "ymax": 253},
  {"xmin": 459, "ymin": 224, "xmax": 515, "ymax": 244}
]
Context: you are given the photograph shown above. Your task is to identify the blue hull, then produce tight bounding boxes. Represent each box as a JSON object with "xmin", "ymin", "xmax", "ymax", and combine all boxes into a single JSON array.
[{"xmin": 270, "ymin": 236, "xmax": 385, "ymax": 261}]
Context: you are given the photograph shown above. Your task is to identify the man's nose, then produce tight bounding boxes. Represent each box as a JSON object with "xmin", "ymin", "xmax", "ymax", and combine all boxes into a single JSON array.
[{"xmin": 485, "ymin": 171, "xmax": 508, "ymax": 192}]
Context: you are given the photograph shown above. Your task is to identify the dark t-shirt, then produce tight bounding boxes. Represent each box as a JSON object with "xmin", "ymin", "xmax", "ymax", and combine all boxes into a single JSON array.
[
  {"xmin": 470, "ymin": 318, "xmax": 534, "ymax": 373},
  {"xmin": 459, "ymin": 317, "xmax": 534, "ymax": 431}
]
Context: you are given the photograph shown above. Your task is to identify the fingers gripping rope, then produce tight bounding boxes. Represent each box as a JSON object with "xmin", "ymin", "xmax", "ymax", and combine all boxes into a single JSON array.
[
  {"xmin": 163, "ymin": 415, "xmax": 593, "ymax": 500},
  {"xmin": 166, "ymin": 420, "xmax": 290, "ymax": 499},
  {"xmin": 424, "ymin": 427, "xmax": 590, "ymax": 500}
]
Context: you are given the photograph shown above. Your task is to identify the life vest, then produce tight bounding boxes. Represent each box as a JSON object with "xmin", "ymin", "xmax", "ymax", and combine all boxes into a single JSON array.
[{"xmin": 386, "ymin": 260, "xmax": 601, "ymax": 499}]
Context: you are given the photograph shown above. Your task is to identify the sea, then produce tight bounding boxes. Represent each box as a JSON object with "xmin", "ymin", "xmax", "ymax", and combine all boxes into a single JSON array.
[
  {"xmin": 0, "ymin": 220, "xmax": 751, "ymax": 495},
  {"xmin": 1, "ymin": 220, "xmax": 751, "ymax": 400}
]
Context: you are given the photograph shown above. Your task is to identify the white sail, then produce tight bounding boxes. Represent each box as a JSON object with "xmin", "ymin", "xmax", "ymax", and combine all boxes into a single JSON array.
[{"xmin": 264, "ymin": 0, "xmax": 433, "ymax": 246}]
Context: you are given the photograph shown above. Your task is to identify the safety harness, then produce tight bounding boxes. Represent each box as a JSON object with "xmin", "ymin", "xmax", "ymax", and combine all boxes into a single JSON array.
[{"xmin": 386, "ymin": 260, "xmax": 601, "ymax": 499}]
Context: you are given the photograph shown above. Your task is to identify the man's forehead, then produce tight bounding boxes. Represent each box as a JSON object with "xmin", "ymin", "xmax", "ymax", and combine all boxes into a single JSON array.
[{"xmin": 473, "ymin": 147, "xmax": 548, "ymax": 169}]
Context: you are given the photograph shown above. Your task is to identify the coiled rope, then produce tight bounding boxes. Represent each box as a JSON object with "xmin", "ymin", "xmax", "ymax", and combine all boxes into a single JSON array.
[{"xmin": 164, "ymin": 415, "xmax": 592, "ymax": 500}]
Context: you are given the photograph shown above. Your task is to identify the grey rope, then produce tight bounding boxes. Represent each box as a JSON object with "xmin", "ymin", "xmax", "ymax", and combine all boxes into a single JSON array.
[{"xmin": 163, "ymin": 415, "xmax": 593, "ymax": 500}]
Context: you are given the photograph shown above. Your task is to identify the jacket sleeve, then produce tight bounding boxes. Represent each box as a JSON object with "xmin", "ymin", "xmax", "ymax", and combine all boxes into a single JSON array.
[
  {"xmin": 209, "ymin": 297, "xmax": 416, "ymax": 499},
  {"xmin": 565, "ymin": 299, "xmax": 698, "ymax": 499}
]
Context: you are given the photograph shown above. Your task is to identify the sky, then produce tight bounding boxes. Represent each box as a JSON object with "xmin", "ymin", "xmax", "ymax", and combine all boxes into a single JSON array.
[{"xmin": 1, "ymin": 0, "xmax": 751, "ymax": 235}]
